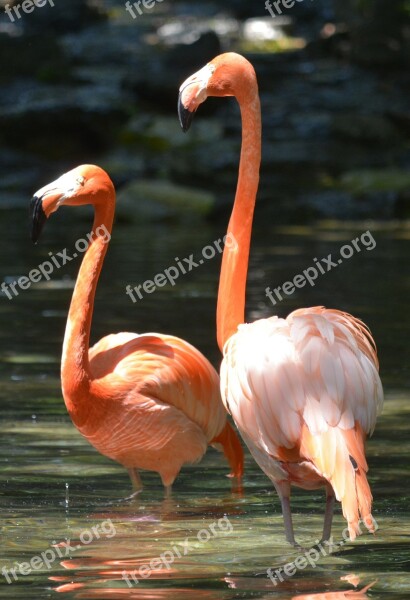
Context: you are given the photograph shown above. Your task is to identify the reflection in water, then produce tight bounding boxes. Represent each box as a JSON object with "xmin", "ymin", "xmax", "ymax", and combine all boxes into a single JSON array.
[
  {"xmin": 46, "ymin": 497, "xmax": 246, "ymax": 596},
  {"xmin": 224, "ymin": 576, "xmax": 375, "ymax": 599},
  {"xmin": 54, "ymin": 585, "xmax": 225, "ymax": 598},
  {"xmin": 291, "ymin": 580, "xmax": 375, "ymax": 599},
  {"xmin": 340, "ymin": 574, "xmax": 361, "ymax": 587}
]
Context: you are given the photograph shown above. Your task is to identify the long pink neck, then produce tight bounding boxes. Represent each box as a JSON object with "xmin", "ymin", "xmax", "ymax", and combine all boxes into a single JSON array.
[
  {"xmin": 61, "ymin": 196, "xmax": 114, "ymax": 419},
  {"xmin": 217, "ymin": 88, "xmax": 261, "ymax": 351}
]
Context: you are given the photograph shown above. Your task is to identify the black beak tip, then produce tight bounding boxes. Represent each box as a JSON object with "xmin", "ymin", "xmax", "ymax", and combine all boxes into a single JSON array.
[
  {"xmin": 178, "ymin": 93, "xmax": 195, "ymax": 133},
  {"xmin": 30, "ymin": 195, "xmax": 47, "ymax": 244}
]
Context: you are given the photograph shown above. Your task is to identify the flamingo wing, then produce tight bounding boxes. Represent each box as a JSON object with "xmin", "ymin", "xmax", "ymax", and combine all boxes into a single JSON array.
[
  {"xmin": 89, "ymin": 332, "xmax": 225, "ymax": 441},
  {"xmin": 78, "ymin": 332, "xmax": 227, "ymax": 485},
  {"xmin": 221, "ymin": 307, "xmax": 382, "ymax": 455}
]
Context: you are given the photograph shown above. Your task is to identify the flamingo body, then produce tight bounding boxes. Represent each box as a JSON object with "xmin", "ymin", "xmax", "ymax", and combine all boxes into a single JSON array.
[
  {"xmin": 83, "ymin": 332, "xmax": 226, "ymax": 487},
  {"xmin": 30, "ymin": 165, "xmax": 243, "ymax": 491},
  {"xmin": 220, "ymin": 307, "xmax": 382, "ymax": 538}
]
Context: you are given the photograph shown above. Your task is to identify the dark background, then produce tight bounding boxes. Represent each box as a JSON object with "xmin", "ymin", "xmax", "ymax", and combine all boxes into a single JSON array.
[{"xmin": 0, "ymin": 0, "xmax": 409, "ymax": 222}]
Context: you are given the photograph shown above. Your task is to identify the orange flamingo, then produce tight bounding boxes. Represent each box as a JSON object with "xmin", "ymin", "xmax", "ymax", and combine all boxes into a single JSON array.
[
  {"xmin": 30, "ymin": 164, "xmax": 243, "ymax": 493},
  {"xmin": 178, "ymin": 53, "xmax": 383, "ymax": 544}
]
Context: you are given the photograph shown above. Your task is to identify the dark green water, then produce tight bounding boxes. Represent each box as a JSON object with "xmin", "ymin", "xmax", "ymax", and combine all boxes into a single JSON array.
[{"xmin": 0, "ymin": 205, "xmax": 409, "ymax": 599}]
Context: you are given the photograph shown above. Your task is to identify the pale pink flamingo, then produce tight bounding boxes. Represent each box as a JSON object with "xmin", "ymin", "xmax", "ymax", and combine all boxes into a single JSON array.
[
  {"xmin": 30, "ymin": 164, "xmax": 243, "ymax": 494},
  {"xmin": 178, "ymin": 53, "xmax": 383, "ymax": 544}
]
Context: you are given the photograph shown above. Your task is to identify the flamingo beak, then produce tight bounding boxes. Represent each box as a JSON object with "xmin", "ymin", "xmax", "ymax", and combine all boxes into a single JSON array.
[
  {"xmin": 29, "ymin": 171, "xmax": 85, "ymax": 243},
  {"xmin": 178, "ymin": 63, "xmax": 215, "ymax": 133},
  {"xmin": 30, "ymin": 194, "xmax": 47, "ymax": 244},
  {"xmin": 178, "ymin": 94, "xmax": 195, "ymax": 132}
]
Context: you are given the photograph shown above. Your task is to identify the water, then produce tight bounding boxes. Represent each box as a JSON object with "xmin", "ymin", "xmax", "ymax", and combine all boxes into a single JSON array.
[{"xmin": 0, "ymin": 204, "xmax": 409, "ymax": 599}]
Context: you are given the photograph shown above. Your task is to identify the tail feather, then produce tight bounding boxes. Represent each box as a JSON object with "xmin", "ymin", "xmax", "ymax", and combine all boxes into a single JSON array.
[
  {"xmin": 211, "ymin": 420, "xmax": 244, "ymax": 479},
  {"xmin": 339, "ymin": 463, "xmax": 375, "ymax": 541},
  {"xmin": 355, "ymin": 468, "xmax": 375, "ymax": 532},
  {"xmin": 301, "ymin": 422, "xmax": 375, "ymax": 541}
]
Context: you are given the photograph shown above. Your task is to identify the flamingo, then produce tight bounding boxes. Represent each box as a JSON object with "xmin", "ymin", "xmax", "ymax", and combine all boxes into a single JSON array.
[
  {"xmin": 178, "ymin": 53, "xmax": 383, "ymax": 544},
  {"xmin": 30, "ymin": 164, "xmax": 243, "ymax": 494}
]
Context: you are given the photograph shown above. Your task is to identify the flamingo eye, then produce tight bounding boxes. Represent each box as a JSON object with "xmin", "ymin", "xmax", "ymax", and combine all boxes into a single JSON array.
[{"xmin": 76, "ymin": 176, "xmax": 85, "ymax": 186}]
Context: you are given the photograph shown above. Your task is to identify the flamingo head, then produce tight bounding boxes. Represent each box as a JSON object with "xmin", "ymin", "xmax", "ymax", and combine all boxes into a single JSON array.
[
  {"xmin": 178, "ymin": 52, "xmax": 257, "ymax": 132},
  {"xmin": 30, "ymin": 164, "xmax": 113, "ymax": 243}
]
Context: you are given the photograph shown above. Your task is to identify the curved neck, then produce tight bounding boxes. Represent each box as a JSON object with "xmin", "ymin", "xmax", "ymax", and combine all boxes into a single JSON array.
[
  {"xmin": 61, "ymin": 196, "xmax": 114, "ymax": 415},
  {"xmin": 217, "ymin": 89, "xmax": 261, "ymax": 351}
]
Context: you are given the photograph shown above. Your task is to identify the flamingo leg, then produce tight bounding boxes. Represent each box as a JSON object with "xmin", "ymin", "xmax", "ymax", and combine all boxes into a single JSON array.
[
  {"xmin": 128, "ymin": 468, "xmax": 143, "ymax": 494},
  {"xmin": 321, "ymin": 486, "xmax": 335, "ymax": 542},
  {"xmin": 280, "ymin": 495, "xmax": 298, "ymax": 546},
  {"xmin": 275, "ymin": 481, "xmax": 298, "ymax": 546}
]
